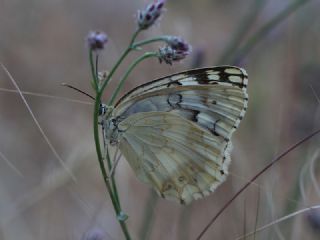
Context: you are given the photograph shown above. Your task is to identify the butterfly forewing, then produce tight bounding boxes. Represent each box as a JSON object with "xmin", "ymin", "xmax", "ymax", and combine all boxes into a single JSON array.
[{"xmin": 108, "ymin": 66, "xmax": 248, "ymax": 204}]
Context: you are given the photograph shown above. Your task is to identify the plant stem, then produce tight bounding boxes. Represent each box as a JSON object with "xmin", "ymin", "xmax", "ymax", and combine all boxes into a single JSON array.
[
  {"xmin": 91, "ymin": 29, "xmax": 161, "ymax": 240},
  {"xmin": 89, "ymin": 50, "xmax": 99, "ymax": 91},
  {"xmin": 90, "ymin": 46, "xmax": 134, "ymax": 238},
  {"xmin": 106, "ymin": 145, "xmax": 121, "ymax": 209},
  {"xmin": 196, "ymin": 128, "xmax": 320, "ymax": 240},
  {"xmin": 99, "ymin": 29, "xmax": 141, "ymax": 95},
  {"xmin": 93, "ymin": 99, "xmax": 131, "ymax": 239},
  {"xmin": 133, "ymin": 36, "xmax": 166, "ymax": 49},
  {"xmin": 108, "ymin": 52, "xmax": 158, "ymax": 105},
  {"xmin": 92, "ymin": 29, "xmax": 142, "ymax": 218}
]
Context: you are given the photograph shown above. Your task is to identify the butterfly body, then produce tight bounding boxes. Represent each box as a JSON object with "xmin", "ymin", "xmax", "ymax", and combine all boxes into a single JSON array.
[{"xmin": 102, "ymin": 66, "xmax": 248, "ymax": 204}]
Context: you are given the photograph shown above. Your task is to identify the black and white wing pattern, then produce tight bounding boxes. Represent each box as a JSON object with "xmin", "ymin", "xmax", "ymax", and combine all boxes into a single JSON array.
[{"xmin": 107, "ymin": 66, "xmax": 248, "ymax": 204}]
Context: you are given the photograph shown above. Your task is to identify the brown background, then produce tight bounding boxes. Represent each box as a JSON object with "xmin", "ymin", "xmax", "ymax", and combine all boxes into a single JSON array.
[{"xmin": 1, "ymin": 0, "xmax": 320, "ymax": 239}]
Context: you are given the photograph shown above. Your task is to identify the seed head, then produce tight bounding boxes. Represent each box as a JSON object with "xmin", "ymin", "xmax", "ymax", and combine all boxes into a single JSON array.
[
  {"xmin": 158, "ymin": 45, "xmax": 190, "ymax": 65},
  {"xmin": 164, "ymin": 36, "xmax": 191, "ymax": 53},
  {"xmin": 87, "ymin": 31, "xmax": 108, "ymax": 51},
  {"xmin": 137, "ymin": 0, "xmax": 166, "ymax": 30}
]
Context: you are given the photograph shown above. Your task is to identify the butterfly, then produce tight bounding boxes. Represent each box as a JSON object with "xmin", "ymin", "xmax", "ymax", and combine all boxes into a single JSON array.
[{"xmin": 102, "ymin": 66, "xmax": 248, "ymax": 204}]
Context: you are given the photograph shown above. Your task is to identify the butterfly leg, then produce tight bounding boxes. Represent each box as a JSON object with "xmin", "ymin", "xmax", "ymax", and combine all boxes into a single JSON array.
[{"xmin": 106, "ymin": 144, "xmax": 122, "ymax": 180}]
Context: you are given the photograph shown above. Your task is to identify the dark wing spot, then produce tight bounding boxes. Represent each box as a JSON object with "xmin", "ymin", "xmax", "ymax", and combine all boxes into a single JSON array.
[
  {"xmin": 189, "ymin": 110, "xmax": 200, "ymax": 122},
  {"xmin": 167, "ymin": 93, "xmax": 183, "ymax": 108},
  {"xmin": 167, "ymin": 80, "xmax": 182, "ymax": 87},
  {"xmin": 208, "ymin": 119, "xmax": 221, "ymax": 136},
  {"xmin": 222, "ymin": 156, "xmax": 226, "ymax": 163}
]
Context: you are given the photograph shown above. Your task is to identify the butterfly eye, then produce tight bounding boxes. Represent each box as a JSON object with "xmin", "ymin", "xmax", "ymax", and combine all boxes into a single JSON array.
[
  {"xmin": 99, "ymin": 104, "xmax": 106, "ymax": 116},
  {"xmin": 99, "ymin": 104, "xmax": 111, "ymax": 116}
]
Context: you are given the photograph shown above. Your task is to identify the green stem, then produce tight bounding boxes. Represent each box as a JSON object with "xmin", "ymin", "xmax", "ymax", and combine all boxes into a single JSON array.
[
  {"xmin": 89, "ymin": 49, "xmax": 99, "ymax": 91},
  {"xmin": 108, "ymin": 52, "xmax": 158, "ymax": 105},
  {"xmin": 93, "ymin": 100, "xmax": 131, "ymax": 239},
  {"xmin": 133, "ymin": 36, "xmax": 167, "ymax": 49},
  {"xmin": 99, "ymin": 29, "xmax": 141, "ymax": 96},
  {"xmin": 90, "ymin": 53, "xmax": 132, "ymax": 239},
  {"xmin": 93, "ymin": 29, "xmax": 141, "ymax": 217},
  {"xmin": 106, "ymin": 145, "xmax": 121, "ymax": 209},
  {"xmin": 91, "ymin": 29, "xmax": 160, "ymax": 240}
]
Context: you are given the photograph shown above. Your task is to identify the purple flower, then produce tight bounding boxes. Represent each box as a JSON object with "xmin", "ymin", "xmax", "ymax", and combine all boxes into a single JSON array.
[
  {"xmin": 87, "ymin": 31, "xmax": 108, "ymax": 51},
  {"xmin": 137, "ymin": 0, "xmax": 166, "ymax": 30},
  {"xmin": 157, "ymin": 36, "xmax": 191, "ymax": 65},
  {"xmin": 82, "ymin": 227, "xmax": 108, "ymax": 240},
  {"xmin": 164, "ymin": 36, "xmax": 191, "ymax": 53},
  {"xmin": 306, "ymin": 208, "xmax": 320, "ymax": 232},
  {"xmin": 158, "ymin": 45, "xmax": 190, "ymax": 65}
]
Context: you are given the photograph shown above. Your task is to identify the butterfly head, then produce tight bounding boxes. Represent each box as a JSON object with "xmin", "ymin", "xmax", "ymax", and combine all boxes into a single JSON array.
[
  {"xmin": 98, "ymin": 103, "xmax": 113, "ymax": 117},
  {"xmin": 99, "ymin": 105, "xmax": 123, "ymax": 145}
]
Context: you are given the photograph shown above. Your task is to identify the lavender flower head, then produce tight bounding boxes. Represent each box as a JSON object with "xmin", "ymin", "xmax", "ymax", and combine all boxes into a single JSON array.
[
  {"xmin": 82, "ymin": 227, "xmax": 108, "ymax": 240},
  {"xmin": 158, "ymin": 36, "xmax": 192, "ymax": 65},
  {"xmin": 164, "ymin": 36, "xmax": 191, "ymax": 53},
  {"xmin": 137, "ymin": 0, "xmax": 166, "ymax": 30},
  {"xmin": 87, "ymin": 31, "xmax": 108, "ymax": 51},
  {"xmin": 158, "ymin": 46, "xmax": 190, "ymax": 65}
]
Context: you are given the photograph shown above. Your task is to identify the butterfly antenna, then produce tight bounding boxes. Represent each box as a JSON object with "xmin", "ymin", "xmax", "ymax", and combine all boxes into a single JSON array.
[{"xmin": 61, "ymin": 83, "xmax": 95, "ymax": 100}]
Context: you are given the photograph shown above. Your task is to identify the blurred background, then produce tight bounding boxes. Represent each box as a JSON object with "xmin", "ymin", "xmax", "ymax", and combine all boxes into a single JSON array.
[{"xmin": 1, "ymin": 0, "xmax": 320, "ymax": 239}]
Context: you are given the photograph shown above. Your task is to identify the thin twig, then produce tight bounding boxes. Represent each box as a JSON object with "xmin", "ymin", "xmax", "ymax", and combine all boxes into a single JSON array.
[
  {"xmin": 235, "ymin": 205, "xmax": 320, "ymax": 240},
  {"xmin": 109, "ymin": 148, "xmax": 122, "ymax": 178},
  {"xmin": 217, "ymin": 0, "xmax": 267, "ymax": 64},
  {"xmin": 196, "ymin": 128, "xmax": 320, "ymax": 240},
  {"xmin": 0, "ymin": 150, "xmax": 24, "ymax": 178},
  {"xmin": 253, "ymin": 188, "xmax": 260, "ymax": 240},
  {"xmin": 1, "ymin": 63, "xmax": 76, "ymax": 181},
  {"xmin": 231, "ymin": 0, "xmax": 311, "ymax": 64}
]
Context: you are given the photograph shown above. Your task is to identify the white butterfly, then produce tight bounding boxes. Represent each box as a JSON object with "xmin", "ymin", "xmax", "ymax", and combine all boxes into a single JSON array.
[{"xmin": 102, "ymin": 66, "xmax": 248, "ymax": 204}]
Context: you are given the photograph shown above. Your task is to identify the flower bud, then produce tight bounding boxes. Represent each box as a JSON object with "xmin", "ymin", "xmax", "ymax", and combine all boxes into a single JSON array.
[
  {"xmin": 158, "ymin": 45, "xmax": 190, "ymax": 65},
  {"xmin": 137, "ymin": 0, "xmax": 166, "ymax": 30},
  {"xmin": 87, "ymin": 31, "xmax": 108, "ymax": 51},
  {"xmin": 163, "ymin": 36, "xmax": 191, "ymax": 53}
]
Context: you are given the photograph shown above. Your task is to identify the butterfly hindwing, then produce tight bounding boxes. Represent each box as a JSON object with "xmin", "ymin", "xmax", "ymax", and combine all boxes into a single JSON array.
[{"xmin": 118, "ymin": 112, "xmax": 231, "ymax": 204}]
